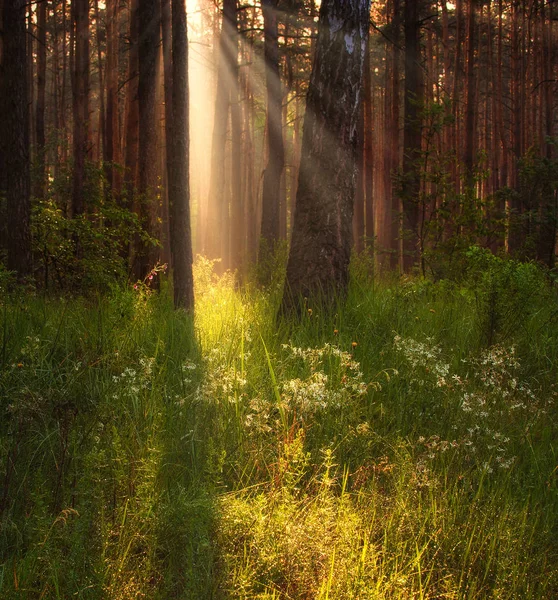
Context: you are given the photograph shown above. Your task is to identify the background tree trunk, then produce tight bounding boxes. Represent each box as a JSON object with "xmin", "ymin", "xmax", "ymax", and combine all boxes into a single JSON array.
[
  {"xmin": 260, "ymin": 0, "xmax": 285, "ymax": 251},
  {"xmin": 71, "ymin": 0, "xmax": 90, "ymax": 218},
  {"xmin": 135, "ymin": 0, "xmax": 161, "ymax": 278},
  {"xmin": 401, "ymin": 0, "xmax": 423, "ymax": 271},
  {"xmin": 35, "ymin": 0, "xmax": 47, "ymax": 200}
]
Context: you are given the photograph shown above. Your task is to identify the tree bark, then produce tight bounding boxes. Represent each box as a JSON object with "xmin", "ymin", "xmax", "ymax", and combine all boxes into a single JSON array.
[{"xmin": 282, "ymin": 0, "xmax": 371, "ymax": 312}]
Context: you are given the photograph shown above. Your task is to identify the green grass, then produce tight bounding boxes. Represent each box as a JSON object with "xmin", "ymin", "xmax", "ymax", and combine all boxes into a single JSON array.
[{"xmin": 0, "ymin": 256, "xmax": 557, "ymax": 598}]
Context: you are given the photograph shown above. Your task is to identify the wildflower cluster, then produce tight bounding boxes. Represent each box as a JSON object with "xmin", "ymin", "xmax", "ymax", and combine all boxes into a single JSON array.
[
  {"xmin": 279, "ymin": 343, "xmax": 370, "ymax": 417},
  {"xmin": 111, "ymin": 356, "xmax": 155, "ymax": 401},
  {"xmin": 197, "ymin": 347, "xmax": 248, "ymax": 405},
  {"xmin": 393, "ymin": 335, "xmax": 450, "ymax": 387},
  {"xmin": 394, "ymin": 336, "xmax": 551, "ymax": 475}
]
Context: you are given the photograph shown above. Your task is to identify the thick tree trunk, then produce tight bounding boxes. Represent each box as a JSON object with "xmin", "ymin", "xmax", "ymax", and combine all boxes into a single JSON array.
[
  {"xmin": 260, "ymin": 0, "xmax": 285, "ymax": 251},
  {"xmin": 282, "ymin": 0, "xmax": 371, "ymax": 312},
  {"xmin": 168, "ymin": 0, "xmax": 194, "ymax": 309},
  {"xmin": 1, "ymin": 0, "xmax": 32, "ymax": 278}
]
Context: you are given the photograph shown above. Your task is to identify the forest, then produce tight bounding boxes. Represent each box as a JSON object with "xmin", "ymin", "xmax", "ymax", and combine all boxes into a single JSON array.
[{"xmin": 0, "ymin": 0, "xmax": 557, "ymax": 597}]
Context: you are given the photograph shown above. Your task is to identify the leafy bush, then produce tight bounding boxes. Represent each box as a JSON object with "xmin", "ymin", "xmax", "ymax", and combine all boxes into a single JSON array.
[{"xmin": 464, "ymin": 245, "xmax": 548, "ymax": 345}]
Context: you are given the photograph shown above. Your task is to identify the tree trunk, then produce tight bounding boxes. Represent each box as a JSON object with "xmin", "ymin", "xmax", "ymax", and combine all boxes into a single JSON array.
[
  {"xmin": 229, "ymin": 0, "xmax": 243, "ymax": 272},
  {"xmin": 353, "ymin": 98, "xmax": 365, "ymax": 253},
  {"xmin": 71, "ymin": 0, "xmax": 90, "ymax": 218},
  {"xmin": 35, "ymin": 0, "xmax": 47, "ymax": 199},
  {"xmin": 124, "ymin": 0, "xmax": 140, "ymax": 209},
  {"xmin": 168, "ymin": 0, "xmax": 194, "ymax": 309},
  {"xmin": 105, "ymin": 0, "xmax": 121, "ymax": 194},
  {"xmin": 206, "ymin": 0, "xmax": 237, "ymax": 268},
  {"xmin": 401, "ymin": 0, "xmax": 423, "ymax": 271},
  {"xmin": 1, "ymin": 0, "xmax": 32, "ymax": 278},
  {"xmin": 282, "ymin": 0, "xmax": 371, "ymax": 312},
  {"xmin": 464, "ymin": 0, "xmax": 477, "ymax": 188}
]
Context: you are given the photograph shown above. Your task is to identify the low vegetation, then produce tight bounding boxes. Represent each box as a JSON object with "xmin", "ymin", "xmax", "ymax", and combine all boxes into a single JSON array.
[{"xmin": 1, "ymin": 251, "xmax": 557, "ymax": 599}]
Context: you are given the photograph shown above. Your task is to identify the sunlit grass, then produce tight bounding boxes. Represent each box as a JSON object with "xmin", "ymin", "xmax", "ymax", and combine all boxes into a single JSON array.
[{"xmin": 0, "ymin": 256, "xmax": 557, "ymax": 598}]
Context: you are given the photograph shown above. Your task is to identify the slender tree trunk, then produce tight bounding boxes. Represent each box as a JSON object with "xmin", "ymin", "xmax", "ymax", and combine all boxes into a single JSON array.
[
  {"xmin": 377, "ymin": 0, "xmax": 398, "ymax": 270},
  {"xmin": 72, "ymin": 0, "xmax": 90, "ymax": 218},
  {"xmin": 260, "ymin": 0, "xmax": 285, "ymax": 253},
  {"xmin": 27, "ymin": 5, "xmax": 34, "ymax": 163},
  {"xmin": 464, "ymin": 0, "xmax": 477, "ymax": 188},
  {"xmin": 401, "ymin": 0, "xmax": 423, "ymax": 271},
  {"xmin": 282, "ymin": 0, "xmax": 371, "ymax": 312},
  {"xmin": 35, "ymin": 0, "xmax": 47, "ymax": 199},
  {"xmin": 135, "ymin": 0, "xmax": 161, "ymax": 278},
  {"xmin": 206, "ymin": 0, "xmax": 237, "ymax": 268},
  {"xmin": 353, "ymin": 96, "xmax": 365, "ymax": 253},
  {"xmin": 168, "ymin": 0, "xmax": 194, "ymax": 309},
  {"xmin": 94, "ymin": 0, "xmax": 106, "ymax": 166},
  {"xmin": 229, "ymin": 0, "xmax": 243, "ymax": 273},
  {"xmin": 124, "ymin": 0, "xmax": 140, "ymax": 212},
  {"xmin": 508, "ymin": 0, "xmax": 523, "ymax": 254},
  {"xmin": 363, "ymin": 34, "xmax": 373, "ymax": 257},
  {"xmin": 1, "ymin": 0, "xmax": 32, "ymax": 278},
  {"xmin": 106, "ymin": 0, "xmax": 121, "ymax": 194},
  {"xmin": 389, "ymin": 0, "xmax": 401, "ymax": 270}
]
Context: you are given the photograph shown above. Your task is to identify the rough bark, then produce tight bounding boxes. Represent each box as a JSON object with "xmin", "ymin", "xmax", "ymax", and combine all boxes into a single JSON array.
[{"xmin": 282, "ymin": 0, "xmax": 371, "ymax": 312}]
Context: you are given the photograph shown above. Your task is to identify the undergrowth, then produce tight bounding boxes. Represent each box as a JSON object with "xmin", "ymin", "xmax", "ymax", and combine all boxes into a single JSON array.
[{"xmin": 0, "ymin": 253, "xmax": 557, "ymax": 598}]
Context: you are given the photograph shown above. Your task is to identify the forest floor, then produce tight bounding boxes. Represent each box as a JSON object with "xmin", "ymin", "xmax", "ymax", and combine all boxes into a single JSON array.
[{"xmin": 1, "ymin": 253, "xmax": 557, "ymax": 599}]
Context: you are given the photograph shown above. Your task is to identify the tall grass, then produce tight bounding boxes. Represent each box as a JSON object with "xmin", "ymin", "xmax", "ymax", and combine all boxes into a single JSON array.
[{"xmin": 0, "ymin": 254, "xmax": 557, "ymax": 598}]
